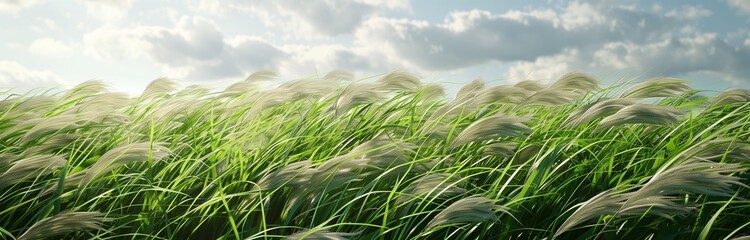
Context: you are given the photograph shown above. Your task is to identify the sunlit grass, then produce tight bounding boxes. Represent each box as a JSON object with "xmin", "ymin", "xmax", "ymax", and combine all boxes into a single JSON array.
[{"xmin": 1, "ymin": 71, "xmax": 749, "ymax": 239}]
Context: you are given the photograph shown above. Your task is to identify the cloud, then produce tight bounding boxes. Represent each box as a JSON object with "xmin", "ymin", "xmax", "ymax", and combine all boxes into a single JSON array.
[
  {"xmin": 0, "ymin": 0, "xmax": 42, "ymax": 13},
  {"xmin": 28, "ymin": 38, "xmax": 73, "ymax": 57},
  {"xmin": 83, "ymin": 16, "xmax": 295, "ymax": 81},
  {"xmin": 506, "ymin": 32, "xmax": 750, "ymax": 86},
  {"xmin": 351, "ymin": 2, "xmax": 750, "ymax": 86},
  {"xmin": 354, "ymin": 4, "xmax": 680, "ymax": 71},
  {"xmin": 0, "ymin": 61, "xmax": 68, "ymax": 92},
  {"xmin": 592, "ymin": 33, "xmax": 750, "ymax": 83},
  {"xmin": 278, "ymin": 44, "xmax": 375, "ymax": 76},
  {"xmin": 36, "ymin": 17, "xmax": 56, "ymax": 29},
  {"xmin": 79, "ymin": 2, "xmax": 750, "ymax": 87},
  {"xmin": 727, "ymin": 0, "xmax": 750, "ymax": 15},
  {"xmin": 232, "ymin": 0, "xmax": 408, "ymax": 36},
  {"xmin": 188, "ymin": 0, "xmax": 224, "ymax": 15},
  {"xmin": 145, "ymin": 16, "xmax": 226, "ymax": 67},
  {"xmin": 506, "ymin": 49, "xmax": 581, "ymax": 82},
  {"xmin": 76, "ymin": 0, "xmax": 133, "ymax": 21},
  {"xmin": 84, "ymin": 27, "xmax": 156, "ymax": 60},
  {"xmin": 665, "ymin": 5, "xmax": 711, "ymax": 20}
]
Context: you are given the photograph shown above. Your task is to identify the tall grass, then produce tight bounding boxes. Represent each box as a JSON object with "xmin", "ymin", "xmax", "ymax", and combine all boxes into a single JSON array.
[{"xmin": 1, "ymin": 71, "xmax": 749, "ymax": 239}]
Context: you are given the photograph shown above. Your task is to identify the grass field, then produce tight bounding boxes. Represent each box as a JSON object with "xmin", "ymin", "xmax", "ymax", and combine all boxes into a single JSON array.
[{"xmin": 1, "ymin": 71, "xmax": 749, "ymax": 239}]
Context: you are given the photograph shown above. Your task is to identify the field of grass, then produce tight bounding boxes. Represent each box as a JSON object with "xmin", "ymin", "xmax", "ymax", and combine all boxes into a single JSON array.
[{"xmin": 1, "ymin": 71, "xmax": 749, "ymax": 239}]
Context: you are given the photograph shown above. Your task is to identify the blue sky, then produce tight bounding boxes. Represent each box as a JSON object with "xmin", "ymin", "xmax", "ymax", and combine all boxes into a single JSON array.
[{"xmin": 1, "ymin": 0, "xmax": 750, "ymax": 94}]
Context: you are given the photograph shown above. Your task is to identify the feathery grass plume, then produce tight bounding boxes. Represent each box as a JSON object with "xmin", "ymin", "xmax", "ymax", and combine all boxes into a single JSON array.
[
  {"xmin": 629, "ymin": 158, "xmax": 746, "ymax": 201},
  {"xmin": 315, "ymin": 137, "xmax": 417, "ymax": 179},
  {"xmin": 596, "ymin": 104, "xmax": 683, "ymax": 131},
  {"xmin": 140, "ymin": 77, "xmax": 179, "ymax": 99},
  {"xmin": 0, "ymin": 154, "xmax": 66, "ymax": 188},
  {"xmin": 0, "ymin": 117, "xmax": 45, "ymax": 141},
  {"xmin": 79, "ymin": 142, "xmax": 171, "ymax": 186},
  {"xmin": 323, "ymin": 70, "xmax": 355, "ymax": 82},
  {"xmin": 149, "ymin": 96, "xmax": 197, "ymax": 119},
  {"xmin": 473, "ymin": 85, "xmax": 531, "ymax": 105},
  {"xmin": 245, "ymin": 70, "xmax": 277, "ymax": 82},
  {"xmin": 175, "ymin": 85, "xmax": 209, "ymax": 97},
  {"xmin": 682, "ymin": 138, "xmax": 750, "ymax": 163},
  {"xmin": 397, "ymin": 173, "xmax": 467, "ymax": 205},
  {"xmin": 17, "ymin": 211, "xmax": 110, "ymax": 240},
  {"xmin": 706, "ymin": 88, "xmax": 750, "ymax": 109},
  {"xmin": 19, "ymin": 114, "xmax": 93, "ymax": 143},
  {"xmin": 455, "ymin": 79, "xmax": 486, "ymax": 102},
  {"xmin": 483, "ymin": 142, "xmax": 519, "ymax": 159},
  {"xmin": 417, "ymin": 121, "xmax": 450, "ymax": 142},
  {"xmin": 332, "ymin": 83, "xmax": 384, "ymax": 114},
  {"xmin": 354, "ymin": 137, "xmax": 417, "ymax": 171},
  {"xmin": 68, "ymin": 92, "xmax": 131, "ymax": 114},
  {"xmin": 223, "ymin": 81, "xmax": 259, "ymax": 97},
  {"xmin": 555, "ymin": 158, "xmax": 747, "ymax": 237},
  {"xmin": 254, "ymin": 160, "xmax": 313, "ymax": 192},
  {"xmin": 61, "ymin": 80, "xmax": 108, "ymax": 103},
  {"xmin": 562, "ymin": 98, "xmax": 639, "ymax": 128},
  {"xmin": 425, "ymin": 195, "xmax": 508, "ymax": 231},
  {"xmin": 376, "ymin": 71, "xmax": 423, "ymax": 92},
  {"xmin": 296, "ymin": 137, "xmax": 417, "ymax": 202},
  {"xmin": 550, "ymin": 72, "xmax": 600, "ymax": 94},
  {"xmin": 619, "ymin": 78, "xmax": 692, "ymax": 99},
  {"xmin": 417, "ymin": 84, "xmax": 446, "ymax": 102},
  {"xmin": 553, "ymin": 189, "xmax": 629, "ymax": 237},
  {"xmin": 450, "ymin": 114, "xmax": 532, "ymax": 148},
  {"xmin": 513, "ymin": 80, "xmax": 545, "ymax": 91},
  {"xmin": 279, "ymin": 78, "xmax": 338, "ymax": 99},
  {"xmin": 427, "ymin": 79, "xmax": 486, "ymax": 121},
  {"xmin": 24, "ymin": 134, "xmax": 80, "ymax": 155},
  {"xmin": 0, "ymin": 153, "xmax": 16, "ymax": 165},
  {"xmin": 520, "ymin": 88, "xmax": 581, "ymax": 107},
  {"xmin": 0, "ymin": 95, "xmax": 57, "ymax": 117},
  {"xmin": 284, "ymin": 227, "xmax": 359, "ymax": 240},
  {"xmin": 237, "ymin": 89, "xmax": 296, "ymax": 119},
  {"xmin": 19, "ymin": 111, "xmax": 128, "ymax": 144},
  {"xmin": 222, "ymin": 70, "xmax": 277, "ymax": 96}
]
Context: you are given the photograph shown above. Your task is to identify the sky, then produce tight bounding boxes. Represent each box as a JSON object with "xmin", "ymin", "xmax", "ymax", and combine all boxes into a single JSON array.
[{"xmin": 1, "ymin": 0, "xmax": 750, "ymax": 95}]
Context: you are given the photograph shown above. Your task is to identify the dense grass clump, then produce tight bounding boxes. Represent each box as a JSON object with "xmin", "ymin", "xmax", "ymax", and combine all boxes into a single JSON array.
[{"xmin": 1, "ymin": 71, "xmax": 750, "ymax": 239}]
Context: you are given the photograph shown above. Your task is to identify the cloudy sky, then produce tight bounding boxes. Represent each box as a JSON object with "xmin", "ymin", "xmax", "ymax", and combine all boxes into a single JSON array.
[{"xmin": 2, "ymin": 0, "xmax": 750, "ymax": 94}]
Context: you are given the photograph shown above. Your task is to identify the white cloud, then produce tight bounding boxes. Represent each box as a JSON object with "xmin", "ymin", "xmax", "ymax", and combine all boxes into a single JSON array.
[
  {"xmin": 560, "ymin": 2, "xmax": 608, "ymax": 29},
  {"xmin": 358, "ymin": 0, "xmax": 409, "ymax": 9},
  {"xmin": 36, "ymin": 17, "xmax": 56, "ymax": 29},
  {"xmin": 278, "ymin": 44, "xmax": 375, "ymax": 76},
  {"xmin": 84, "ymin": 26, "xmax": 156, "ymax": 60},
  {"xmin": 355, "ymin": 6, "xmax": 618, "ymax": 71},
  {"xmin": 28, "ymin": 38, "xmax": 73, "ymax": 57},
  {"xmin": 188, "ymin": 0, "xmax": 224, "ymax": 15},
  {"xmin": 78, "ymin": 2, "xmax": 750, "ymax": 87},
  {"xmin": 0, "ymin": 0, "xmax": 42, "ymax": 13},
  {"xmin": 0, "ymin": 61, "xmax": 68, "ymax": 92},
  {"xmin": 83, "ymin": 16, "xmax": 295, "ymax": 81},
  {"xmin": 506, "ymin": 49, "xmax": 580, "ymax": 82},
  {"xmin": 76, "ymin": 0, "xmax": 133, "ymax": 21},
  {"xmin": 727, "ymin": 0, "xmax": 750, "ymax": 15},
  {"xmin": 665, "ymin": 5, "xmax": 712, "ymax": 20},
  {"xmin": 590, "ymin": 33, "xmax": 750, "ymax": 83},
  {"xmin": 231, "ymin": 0, "xmax": 407, "ymax": 37},
  {"xmin": 7, "ymin": 42, "xmax": 21, "ymax": 49},
  {"xmin": 508, "ymin": 32, "xmax": 750, "ymax": 85},
  {"xmin": 348, "ymin": 2, "xmax": 750, "ymax": 86}
]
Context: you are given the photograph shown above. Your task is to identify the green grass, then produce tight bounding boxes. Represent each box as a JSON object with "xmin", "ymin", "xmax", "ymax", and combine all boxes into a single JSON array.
[{"xmin": 1, "ymin": 71, "xmax": 749, "ymax": 239}]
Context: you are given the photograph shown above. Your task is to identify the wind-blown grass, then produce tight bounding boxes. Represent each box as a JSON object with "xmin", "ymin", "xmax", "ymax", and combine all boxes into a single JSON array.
[{"xmin": 1, "ymin": 71, "xmax": 749, "ymax": 239}]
